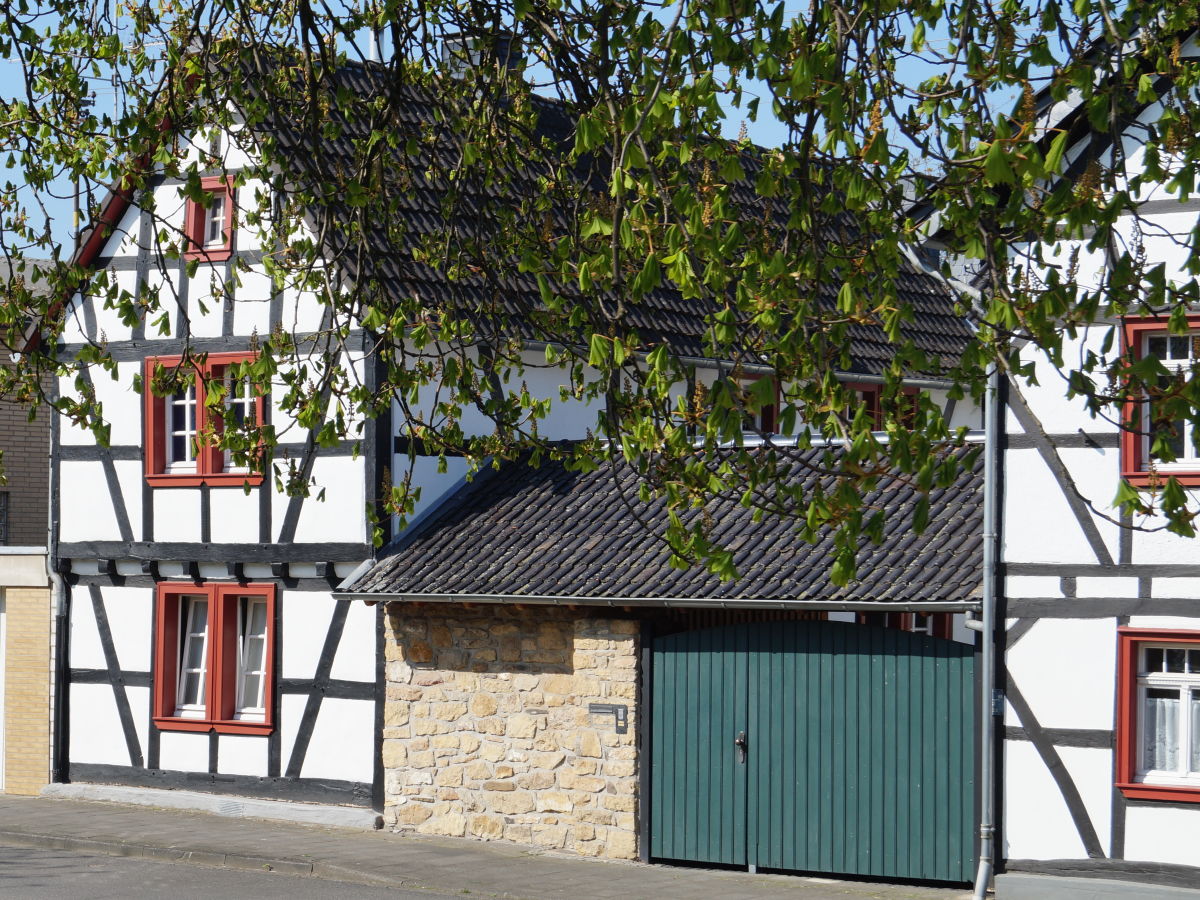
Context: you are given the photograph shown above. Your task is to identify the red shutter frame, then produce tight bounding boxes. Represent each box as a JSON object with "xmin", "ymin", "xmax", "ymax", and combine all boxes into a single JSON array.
[
  {"xmin": 1115, "ymin": 627, "xmax": 1200, "ymax": 803},
  {"xmin": 183, "ymin": 175, "xmax": 235, "ymax": 262},
  {"xmin": 144, "ymin": 352, "xmax": 265, "ymax": 487},
  {"xmin": 152, "ymin": 581, "xmax": 276, "ymax": 736},
  {"xmin": 1120, "ymin": 317, "xmax": 1200, "ymax": 486}
]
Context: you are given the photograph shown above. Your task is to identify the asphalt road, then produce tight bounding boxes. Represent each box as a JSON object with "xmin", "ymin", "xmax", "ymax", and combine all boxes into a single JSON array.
[{"xmin": 0, "ymin": 841, "xmax": 465, "ymax": 899}]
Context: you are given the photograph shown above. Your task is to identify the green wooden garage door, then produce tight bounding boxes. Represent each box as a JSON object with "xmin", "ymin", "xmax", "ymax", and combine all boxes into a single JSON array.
[{"xmin": 649, "ymin": 619, "xmax": 976, "ymax": 883}]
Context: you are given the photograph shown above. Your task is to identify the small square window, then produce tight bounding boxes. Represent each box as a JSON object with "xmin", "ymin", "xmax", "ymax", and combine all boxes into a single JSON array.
[
  {"xmin": 184, "ymin": 175, "xmax": 234, "ymax": 262},
  {"xmin": 153, "ymin": 583, "xmax": 276, "ymax": 735}
]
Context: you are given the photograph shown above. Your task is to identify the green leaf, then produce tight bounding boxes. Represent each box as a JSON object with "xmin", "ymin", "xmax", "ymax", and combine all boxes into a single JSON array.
[
  {"xmin": 588, "ymin": 333, "xmax": 610, "ymax": 367},
  {"xmin": 984, "ymin": 141, "xmax": 1016, "ymax": 185}
]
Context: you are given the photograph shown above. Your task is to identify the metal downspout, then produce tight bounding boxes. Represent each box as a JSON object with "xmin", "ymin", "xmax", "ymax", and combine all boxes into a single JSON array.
[
  {"xmin": 47, "ymin": 392, "xmax": 69, "ymax": 784},
  {"xmin": 973, "ymin": 362, "xmax": 1001, "ymax": 899}
]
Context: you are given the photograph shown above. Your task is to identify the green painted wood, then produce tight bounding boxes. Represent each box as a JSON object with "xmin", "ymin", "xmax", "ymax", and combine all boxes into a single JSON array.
[
  {"xmin": 649, "ymin": 624, "xmax": 748, "ymax": 865},
  {"xmin": 650, "ymin": 619, "xmax": 976, "ymax": 883}
]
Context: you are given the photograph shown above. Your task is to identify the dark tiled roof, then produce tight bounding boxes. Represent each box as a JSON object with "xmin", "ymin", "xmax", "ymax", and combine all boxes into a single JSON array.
[
  {"xmin": 342, "ymin": 446, "xmax": 983, "ymax": 603},
  {"xmin": 255, "ymin": 60, "xmax": 974, "ymax": 376}
]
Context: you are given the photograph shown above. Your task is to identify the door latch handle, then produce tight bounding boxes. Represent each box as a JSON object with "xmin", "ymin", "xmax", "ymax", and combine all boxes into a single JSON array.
[{"xmin": 734, "ymin": 731, "xmax": 748, "ymax": 763}]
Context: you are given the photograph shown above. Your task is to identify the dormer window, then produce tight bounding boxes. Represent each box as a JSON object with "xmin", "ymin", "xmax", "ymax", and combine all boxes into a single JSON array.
[{"xmin": 184, "ymin": 175, "xmax": 234, "ymax": 262}]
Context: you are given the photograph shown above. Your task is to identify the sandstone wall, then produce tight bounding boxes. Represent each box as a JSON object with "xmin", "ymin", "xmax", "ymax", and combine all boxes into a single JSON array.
[{"xmin": 382, "ymin": 605, "xmax": 640, "ymax": 859}]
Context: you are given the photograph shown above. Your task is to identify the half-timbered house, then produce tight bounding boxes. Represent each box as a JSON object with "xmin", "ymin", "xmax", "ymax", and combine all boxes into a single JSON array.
[
  {"xmin": 47, "ymin": 52, "xmax": 994, "ymax": 882},
  {"xmin": 990, "ymin": 35, "xmax": 1200, "ymax": 899}
]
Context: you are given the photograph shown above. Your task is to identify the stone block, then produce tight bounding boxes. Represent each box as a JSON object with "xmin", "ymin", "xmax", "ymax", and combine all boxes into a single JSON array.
[
  {"xmin": 470, "ymin": 693, "xmax": 497, "ymax": 717},
  {"xmin": 407, "ymin": 770, "xmax": 433, "ymax": 786},
  {"xmin": 430, "ymin": 624, "xmax": 453, "ymax": 647},
  {"xmin": 537, "ymin": 791, "xmax": 574, "ymax": 813},
  {"xmin": 506, "ymin": 714, "xmax": 538, "ymax": 739},
  {"xmin": 465, "ymin": 761, "xmax": 492, "ymax": 780},
  {"xmin": 480, "ymin": 741, "xmax": 505, "ymax": 762},
  {"xmin": 409, "ymin": 750, "xmax": 435, "ymax": 768},
  {"xmin": 393, "ymin": 802, "xmax": 433, "ymax": 825},
  {"xmin": 570, "ymin": 774, "xmax": 606, "ymax": 793},
  {"xmin": 579, "ymin": 732, "xmax": 602, "ymax": 758},
  {"xmin": 529, "ymin": 751, "xmax": 565, "ymax": 770},
  {"xmin": 384, "ymin": 704, "xmax": 410, "ymax": 727},
  {"xmin": 604, "ymin": 830, "xmax": 638, "ymax": 860},
  {"xmin": 431, "ymin": 735, "xmax": 459, "ymax": 750},
  {"xmin": 504, "ymin": 824, "xmax": 532, "ymax": 844},
  {"xmin": 602, "ymin": 794, "xmax": 636, "ymax": 812},
  {"xmin": 531, "ymin": 825, "xmax": 568, "ymax": 848},
  {"xmin": 605, "ymin": 759, "xmax": 636, "ymax": 778},
  {"xmin": 495, "ymin": 764, "xmax": 515, "ymax": 778},
  {"xmin": 517, "ymin": 771, "xmax": 554, "ymax": 790},
  {"xmin": 542, "ymin": 674, "xmax": 574, "ymax": 696},
  {"xmin": 460, "ymin": 734, "xmax": 482, "ymax": 755},
  {"xmin": 470, "ymin": 815, "xmax": 505, "ymax": 840},
  {"xmin": 418, "ymin": 813, "xmax": 467, "ymax": 837},
  {"xmin": 574, "ymin": 840, "xmax": 604, "ymax": 857},
  {"xmin": 483, "ymin": 780, "xmax": 515, "ymax": 792},
  {"xmin": 382, "ymin": 740, "xmax": 408, "ymax": 768},
  {"xmin": 513, "ymin": 674, "xmax": 539, "ymax": 691},
  {"xmin": 432, "ymin": 701, "xmax": 468, "ymax": 721},
  {"xmin": 490, "ymin": 791, "xmax": 536, "ymax": 815},
  {"xmin": 407, "ymin": 640, "xmax": 434, "ymax": 664},
  {"xmin": 572, "ymin": 759, "xmax": 598, "ymax": 775},
  {"xmin": 435, "ymin": 766, "xmax": 463, "ymax": 787}
]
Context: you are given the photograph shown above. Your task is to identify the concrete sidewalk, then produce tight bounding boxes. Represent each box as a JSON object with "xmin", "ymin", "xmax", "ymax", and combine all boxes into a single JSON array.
[{"xmin": 0, "ymin": 794, "xmax": 970, "ymax": 900}]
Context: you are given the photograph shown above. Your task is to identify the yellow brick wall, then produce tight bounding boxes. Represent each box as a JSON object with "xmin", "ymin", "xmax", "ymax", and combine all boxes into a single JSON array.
[{"xmin": 4, "ymin": 587, "xmax": 51, "ymax": 794}]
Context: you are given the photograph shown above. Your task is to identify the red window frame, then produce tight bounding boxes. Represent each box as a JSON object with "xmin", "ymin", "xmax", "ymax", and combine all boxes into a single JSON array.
[
  {"xmin": 144, "ymin": 352, "xmax": 265, "ymax": 487},
  {"xmin": 183, "ymin": 175, "xmax": 234, "ymax": 262},
  {"xmin": 843, "ymin": 382, "xmax": 919, "ymax": 430},
  {"xmin": 735, "ymin": 375, "xmax": 779, "ymax": 434},
  {"xmin": 855, "ymin": 611, "xmax": 953, "ymax": 639},
  {"xmin": 152, "ymin": 582, "xmax": 276, "ymax": 735},
  {"xmin": 1120, "ymin": 317, "xmax": 1200, "ymax": 487},
  {"xmin": 1116, "ymin": 627, "xmax": 1200, "ymax": 803}
]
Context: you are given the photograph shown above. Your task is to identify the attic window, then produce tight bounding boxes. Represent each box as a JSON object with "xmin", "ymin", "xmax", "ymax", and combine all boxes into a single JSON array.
[{"xmin": 184, "ymin": 175, "xmax": 234, "ymax": 262}]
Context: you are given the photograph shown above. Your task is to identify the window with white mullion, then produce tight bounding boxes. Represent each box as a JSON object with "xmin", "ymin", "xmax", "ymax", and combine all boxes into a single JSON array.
[
  {"xmin": 1143, "ymin": 333, "xmax": 1200, "ymax": 468},
  {"xmin": 204, "ymin": 193, "xmax": 227, "ymax": 247},
  {"xmin": 222, "ymin": 370, "xmax": 256, "ymax": 472},
  {"xmin": 166, "ymin": 386, "xmax": 198, "ymax": 471},
  {"xmin": 1137, "ymin": 644, "xmax": 1200, "ymax": 783},
  {"xmin": 175, "ymin": 597, "xmax": 209, "ymax": 718},
  {"xmin": 235, "ymin": 597, "xmax": 268, "ymax": 721}
]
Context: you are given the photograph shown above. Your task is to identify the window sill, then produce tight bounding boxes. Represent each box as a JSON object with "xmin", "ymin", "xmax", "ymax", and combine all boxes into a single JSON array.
[
  {"xmin": 1116, "ymin": 781, "xmax": 1200, "ymax": 803},
  {"xmin": 1122, "ymin": 471, "xmax": 1200, "ymax": 488},
  {"xmin": 153, "ymin": 716, "xmax": 273, "ymax": 736},
  {"xmin": 183, "ymin": 246, "xmax": 233, "ymax": 263},
  {"xmin": 146, "ymin": 473, "xmax": 264, "ymax": 488}
]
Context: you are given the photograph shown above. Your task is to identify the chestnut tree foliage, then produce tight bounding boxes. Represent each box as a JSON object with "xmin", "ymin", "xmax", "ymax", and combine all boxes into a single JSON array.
[{"xmin": 2, "ymin": 0, "xmax": 1200, "ymax": 581}]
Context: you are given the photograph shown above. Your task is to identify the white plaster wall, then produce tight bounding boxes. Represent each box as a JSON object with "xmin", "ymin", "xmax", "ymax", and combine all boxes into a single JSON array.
[
  {"xmin": 1002, "ymin": 449, "xmax": 1113, "ymax": 565},
  {"xmin": 152, "ymin": 489, "xmax": 203, "ymax": 543},
  {"xmin": 1127, "ymin": 615, "xmax": 1200, "ymax": 631},
  {"xmin": 397, "ymin": 454, "xmax": 471, "ymax": 527},
  {"xmin": 1005, "ymin": 618, "xmax": 1116, "ymax": 731},
  {"xmin": 217, "ymin": 735, "xmax": 269, "ymax": 777},
  {"xmin": 206, "ymin": 488, "xmax": 262, "ymax": 545},
  {"xmin": 158, "ymin": 731, "xmax": 210, "ymax": 773},
  {"xmin": 232, "ymin": 268, "xmax": 274, "ymax": 336},
  {"xmin": 329, "ymin": 601, "xmax": 377, "ymax": 683},
  {"xmin": 298, "ymin": 697, "xmax": 374, "ymax": 783},
  {"xmin": 68, "ymin": 685, "xmax": 130, "ymax": 766},
  {"xmin": 99, "ymin": 587, "xmax": 153, "ymax": 672},
  {"xmin": 1075, "ymin": 577, "xmax": 1140, "ymax": 599},
  {"xmin": 58, "ymin": 459, "xmax": 144, "ymax": 545},
  {"xmin": 281, "ymin": 595, "xmax": 335, "ymax": 680},
  {"xmin": 1002, "ymin": 740, "xmax": 1089, "ymax": 860},
  {"xmin": 1006, "ymin": 576, "xmax": 1064, "ymax": 598},
  {"xmin": 278, "ymin": 693, "xmax": 308, "ymax": 774},
  {"xmin": 68, "ymin": 588, "xmax": 107, "ymax": 670},
  {"xmin": 1124, "ymin": 804, "xmax": 1200, "ymax": 867},
  {"xmin": 288, "ymin": 457, "xmax": 367, "ymax": 544}
]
